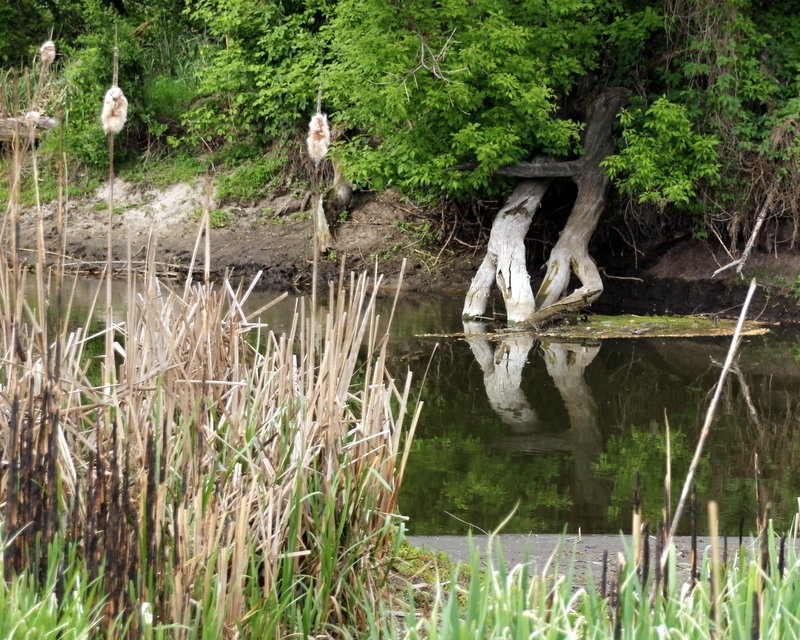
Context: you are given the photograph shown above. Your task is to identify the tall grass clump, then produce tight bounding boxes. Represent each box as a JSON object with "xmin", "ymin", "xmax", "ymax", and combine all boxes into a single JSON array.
[
  {"xmin": 400, "ymin": 507, "xmax": 800, "ymax": 639},
  {"xmin": 0, "ymin": 105, "xmax": 418, "ymax": 637}
]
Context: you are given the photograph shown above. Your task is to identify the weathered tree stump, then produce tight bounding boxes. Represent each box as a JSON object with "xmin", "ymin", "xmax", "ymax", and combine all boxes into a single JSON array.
[{"xmin": 463, "ymin": 88, "xmax": 628, "ymax": 328}]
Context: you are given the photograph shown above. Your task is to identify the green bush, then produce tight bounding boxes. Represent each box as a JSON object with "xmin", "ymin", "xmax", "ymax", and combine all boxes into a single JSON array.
[
  {"xmin": 602, "ymin": 97, "xmax": 721, "ymax": 208},
  {"xmin": 216, "ymin": 150, "xmax": 287, "ymax": 203}
]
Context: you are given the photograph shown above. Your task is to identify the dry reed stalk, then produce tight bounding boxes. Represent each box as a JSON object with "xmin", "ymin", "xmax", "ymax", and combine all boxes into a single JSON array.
[
  {"xmin": 101, "ymin": 46, "xmax": 127, "ymax": 436},
  {"xmin": 660, "ymin": 278, "xmax": 758, "ymax": 571},
  {"xmin": 632, "ymin": 472, "xmax": 642, "ymax": 573},
  {"xmin": 1, "ymin": 111, "xmax": 415, "ymax": 633},
  {"xmin": 709, "ymin": 500, "xmax": 721, "ymax": 639}
]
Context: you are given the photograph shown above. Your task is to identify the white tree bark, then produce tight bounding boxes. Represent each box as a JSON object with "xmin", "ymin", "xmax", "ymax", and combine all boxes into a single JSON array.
[
  {"xmin": 534, "ymin": 170, "xmax": 606, "ymax": 311},
  {"xmin": 462, "ymin": 88, "xmax": 627, "ymax": 328},
  {"xmin": 463, "ymin": 320, "xmax": 539, "ymax": 431},
  {"xmin": 462, "ymin": 180, "xmax": 550, "ymax": 322}
]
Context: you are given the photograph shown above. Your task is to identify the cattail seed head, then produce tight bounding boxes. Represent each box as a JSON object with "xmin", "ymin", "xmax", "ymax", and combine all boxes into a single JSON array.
[
  {"xmin": 307, "ymin": 113, "xmax": 330, "ymax": 164},
  {"xmin": 39, "ymin": 40, "xmax": 56, "ymax": 66},
  {"xmin": 101, "ymin": 86, "xmax": 128, "ymax": 135}
]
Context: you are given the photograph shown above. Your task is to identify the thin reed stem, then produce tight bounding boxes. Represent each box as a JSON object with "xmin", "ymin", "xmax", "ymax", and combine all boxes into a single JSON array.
[{"xmin": 661, "ymin": 278, "xmax": 758, "ymax": 568}]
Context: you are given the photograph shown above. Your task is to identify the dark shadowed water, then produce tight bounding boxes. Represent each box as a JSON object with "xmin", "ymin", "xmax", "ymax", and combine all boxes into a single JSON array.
[{"xmin": 58, "ymin": 278, "xmax": 800, "ymax": 538}]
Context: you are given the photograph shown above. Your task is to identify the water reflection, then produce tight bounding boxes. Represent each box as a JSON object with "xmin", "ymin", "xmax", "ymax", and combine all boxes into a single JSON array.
[
  {"xmin": 398, "ymin": 321, "xmax": 800, "ymax": 537},
  {"xmin": 463, "ymin": 322, "xmax": 539, "ymax": 430},
  {"xmin": 460, "ymin": 323, "xmax": 607, "ymax": 531}
]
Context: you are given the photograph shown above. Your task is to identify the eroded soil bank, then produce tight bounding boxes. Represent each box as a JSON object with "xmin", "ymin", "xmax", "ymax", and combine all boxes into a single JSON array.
[{"xmin": 17, "ymin": 178, "xmax": 800, "ymax": 322}]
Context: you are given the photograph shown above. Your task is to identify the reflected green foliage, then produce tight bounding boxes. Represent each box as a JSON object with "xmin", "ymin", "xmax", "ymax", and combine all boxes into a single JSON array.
[
  {"xmin": 593, "ymin": 422, "xmax": 698, "ymax": 525},
  {"xmin": 401, "ymin": 437, "xmax": 572, "ymax": 535}
]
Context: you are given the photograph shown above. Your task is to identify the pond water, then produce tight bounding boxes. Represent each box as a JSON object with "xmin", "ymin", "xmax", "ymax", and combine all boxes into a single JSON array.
[
  {"xmin": 53, "ymin": 277, "xmax": 800, "ymax": 538},
  {"xmin": 369, "ymin": 294, "xmax": 800, "ymax": 539}
]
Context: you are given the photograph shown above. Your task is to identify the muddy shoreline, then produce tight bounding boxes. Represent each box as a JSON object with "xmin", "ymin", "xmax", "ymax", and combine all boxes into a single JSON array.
[{"xmin": 17, "ymin": 179, "xmax": 800, "ymax": 323}]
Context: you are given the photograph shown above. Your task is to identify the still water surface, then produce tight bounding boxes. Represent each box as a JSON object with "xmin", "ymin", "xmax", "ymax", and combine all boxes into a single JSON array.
[{"xmin": 64, "ymin": 278, "xmax": 800, "ymax": 537}]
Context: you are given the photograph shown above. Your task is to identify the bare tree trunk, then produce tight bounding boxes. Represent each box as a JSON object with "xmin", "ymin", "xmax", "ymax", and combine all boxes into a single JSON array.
[
  {"xmin": 532, "ymin": 90, "xmax": 627, "ymax": 321},
  {"xmin": 463, "ymin": 180, "xmax": 550, "ymax": 321},
  {"xmin": 462, "ymin": 88, "xmax": 627, "ymax": 327},
  {"xmin": 532, "ymin": 169, "xmax": 606, "ymax": 314}
]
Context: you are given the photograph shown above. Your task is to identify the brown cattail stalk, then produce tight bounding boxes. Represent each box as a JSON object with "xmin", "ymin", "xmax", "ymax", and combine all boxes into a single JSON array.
[
  {"xmin": 632, "ymin": 471, "xmax": 642, "ymax": 575},
  {"xmin": 691, "ymin": 485, "xmax": 698, "ymax": 589},
  {"xmin": 663, "ymin": 411, "xmax": 672, "ymax": 534},
  {"xmin": 101, "ymin": 45, "xmax": 127, "ymax": 427},
  {"xmin": 641, "ymin": 522, "xmax": 650, "ymax": 587},
  {"xmin": 653, "ymin": 520, "xmax": 663, "ymax": 605},
  {"xmin": 709, "ymin": 501, "xmax": 722, "ymax": 639}
]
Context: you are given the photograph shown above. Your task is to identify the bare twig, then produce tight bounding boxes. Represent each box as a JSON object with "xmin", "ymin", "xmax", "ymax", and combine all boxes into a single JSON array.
[{"xmin": 712, "ymin": 192, "xmax": 775, "ymax": 277}]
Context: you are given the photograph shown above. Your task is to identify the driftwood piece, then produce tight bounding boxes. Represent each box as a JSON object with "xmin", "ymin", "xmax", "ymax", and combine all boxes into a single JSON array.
[{"xmin": 0, "ymin": 116, "xmax": 58, "ymax": 141}]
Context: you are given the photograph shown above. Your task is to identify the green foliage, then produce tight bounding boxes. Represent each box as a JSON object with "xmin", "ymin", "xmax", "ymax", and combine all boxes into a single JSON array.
[
  {"xmin": 325, "ymin": 0, "xmax": 621, "ymax": 198},
  {"xmin": 196, "ymin": 207, "xmax": 230, "ymax": 228},
  {"xmin": 0, "ymin": 536, "xmax": 103, "ymax": 638},
  {"xmin": 181, "ymin": 0, "xmax": 331, "ymax": 148},
  {"xmin": 393, "ymin": 219, "xmax": 438, "ymax": 248},
  {"xmin": 215, "ymin": 150, "xmax": 287, "ymax": 203},
  {"xmin": 7, "ymin": 0, "xmax": 800, "ymax": 243},
  {"xmin": 122, "ymin": 152, "xmax": 206, "ymax": 188},
  {"xmin": 602, "ymin": 97, "xmax": 721, "ymax": 208}
]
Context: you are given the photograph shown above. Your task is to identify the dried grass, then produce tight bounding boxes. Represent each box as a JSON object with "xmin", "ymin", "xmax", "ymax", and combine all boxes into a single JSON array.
[{"xmin": 0, "ymin": 97, "xmax": 417, "ymax": 638}]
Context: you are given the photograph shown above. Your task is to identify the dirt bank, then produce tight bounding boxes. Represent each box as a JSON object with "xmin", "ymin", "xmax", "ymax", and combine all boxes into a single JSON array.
[
  {"xmin": 18, "ymin": 178, "xmax": 476, "ymax": 294},
  {"xmin": 17, "ymin": 178, "xmax": 800, "ymax": 321}
]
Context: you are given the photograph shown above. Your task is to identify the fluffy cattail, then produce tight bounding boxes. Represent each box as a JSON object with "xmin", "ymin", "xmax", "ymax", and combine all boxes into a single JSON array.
[
  {"xmin": 39, "ymin": 40, "xmax": 56, "ymax": 66},
  {"xmin": 306, "ymin": 113, "xmax": 330, "ymax": 164},
  {"xmin": 101, "ymin": 86, "xmax": 128, "ymax": 135}
]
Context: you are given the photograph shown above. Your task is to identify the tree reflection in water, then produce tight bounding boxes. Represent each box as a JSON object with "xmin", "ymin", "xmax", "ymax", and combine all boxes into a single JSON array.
[{"xmin": 465, "ymin": 320, "xmax": 607, "ymax": 527}]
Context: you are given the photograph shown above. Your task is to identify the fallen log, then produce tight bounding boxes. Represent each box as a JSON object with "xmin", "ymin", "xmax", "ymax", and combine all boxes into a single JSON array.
[{"xmin": 0, "ymin": 116, "xmax": 58, "ymax": 142}]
